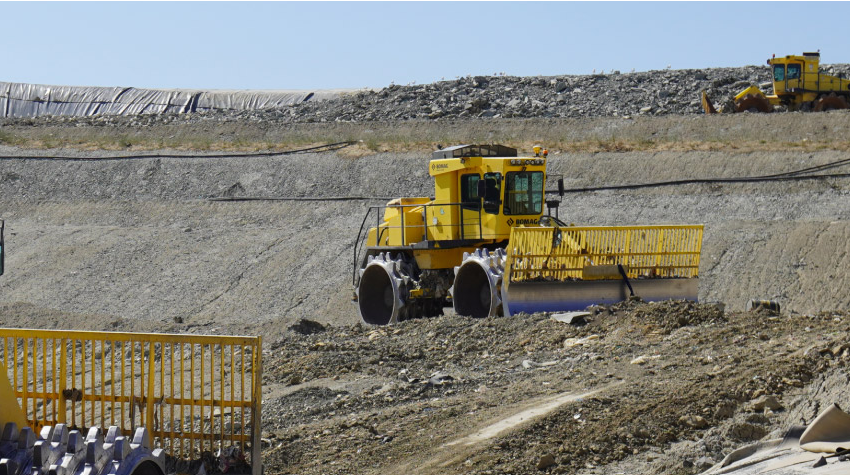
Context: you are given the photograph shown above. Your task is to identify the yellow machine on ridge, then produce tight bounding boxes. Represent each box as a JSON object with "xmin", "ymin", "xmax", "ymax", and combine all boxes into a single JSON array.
[
  {"xmin": 352, "ymin": 145, "xmax": 704, "ymax": 325},
  {"xmin": 703, "ymin": 51, "xmax": 850, "ymax": 113}
]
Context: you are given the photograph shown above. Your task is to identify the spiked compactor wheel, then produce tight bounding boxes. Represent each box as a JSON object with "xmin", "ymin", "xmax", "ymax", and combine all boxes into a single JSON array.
[
  {"xmin": 357, "ymin": 253, "xmax": 414, "ymax": 325},
  {"xmin": 450, "ymin": 249, "xmax": 506, "ymax": 319},
  {"xmin": 813, "ymin": 93, "xmax": 849, "ymax": 112},
  {"xmin": 0, "ymin": 423, "xmax": 164, "ymax": 475}
]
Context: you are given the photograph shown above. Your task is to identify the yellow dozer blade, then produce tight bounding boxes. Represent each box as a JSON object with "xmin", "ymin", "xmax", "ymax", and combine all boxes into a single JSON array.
[
  {"xmin": 733, "ymin": 85, "xmax": 774, "ymax": 113},
  {"xmin": 0, "ymin": 368, "xmax": 26, "ymax": 428},
  {"xmin": 502, "ymin": 225, "xmax": 703, "ymax": 315}
]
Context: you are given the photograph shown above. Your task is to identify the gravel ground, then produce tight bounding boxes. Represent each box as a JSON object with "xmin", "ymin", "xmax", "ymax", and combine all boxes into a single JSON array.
[
  {"xmin": 258, "ymin": 303, "xmax": 850, "ymax": 475},
  {"xmin": 2, "ymin": 299, "xmax": 845, "ymax": 475},
  {"xmin": 1, "ymin": 102, "xmax": 850, "ymax": 474}
]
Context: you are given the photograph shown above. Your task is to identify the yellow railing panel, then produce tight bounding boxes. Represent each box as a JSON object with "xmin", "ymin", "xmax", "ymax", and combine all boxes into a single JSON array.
[
  {"xmin": 506, "ymin": 225, "xmax": 703, "ymax": 282},
  {"xmin": 0, "ymin": 329, "xmax": 262, "ymax": 475}
]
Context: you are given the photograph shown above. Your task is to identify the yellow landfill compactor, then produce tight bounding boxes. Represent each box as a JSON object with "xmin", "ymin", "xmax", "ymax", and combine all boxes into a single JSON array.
[
  {"xmin": 352, "ymin": 145, "xmax": 704, "ymax": 325},
  {"xmin": 703, "ymin": 51, "xmax": 850, "ymax": 113},
  {"xmin": 0, "ymin": 220, "xmax": 263, "ymax": 475}
]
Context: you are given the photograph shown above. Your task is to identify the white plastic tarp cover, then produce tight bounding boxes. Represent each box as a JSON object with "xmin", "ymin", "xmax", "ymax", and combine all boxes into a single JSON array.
[
  {"xmin": 0, "ymin": 82, "xmax": 345, "ymax": 117},
  {"xmin": 702, "ymin": 403, "xmax": 850, "ymax": 475}
]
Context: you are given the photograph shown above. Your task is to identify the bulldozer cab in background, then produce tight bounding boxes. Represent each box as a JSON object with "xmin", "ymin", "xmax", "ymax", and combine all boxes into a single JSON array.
[
  {"xmin": 771, "ymin": 53, "xmax": 816, "ymax": 96},
  {"xmin": 761, "ymin": 51, "xmax": 850, "ymax": 111},
  {"xmin": 704, "ymin": 51, "xmax": 850, "ymax": 113}
]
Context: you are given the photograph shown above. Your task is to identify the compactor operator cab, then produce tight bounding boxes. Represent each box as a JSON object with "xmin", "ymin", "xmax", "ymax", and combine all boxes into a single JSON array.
[
  {"xmin": 770, "ymin": 52, "xmax": 819, "ymax": 95},
  {"xmin": 429, "ymin": 144, "xmax": 563, "ymax": 239}
]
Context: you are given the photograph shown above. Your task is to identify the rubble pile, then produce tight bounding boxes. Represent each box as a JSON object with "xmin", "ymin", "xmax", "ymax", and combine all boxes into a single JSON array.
[{"xmin": 4, "ymin": 64, "xmax": 850, "ymax": 127}]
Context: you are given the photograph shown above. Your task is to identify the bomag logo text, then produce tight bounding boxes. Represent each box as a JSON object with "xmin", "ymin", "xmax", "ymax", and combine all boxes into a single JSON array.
[
  {"xmin": 431, "ymin": 163, "xmax": 449, "ymax": 170},
  {"xmin": 507, "ymin": 218, "xmax": 538, "ymax": 226}
]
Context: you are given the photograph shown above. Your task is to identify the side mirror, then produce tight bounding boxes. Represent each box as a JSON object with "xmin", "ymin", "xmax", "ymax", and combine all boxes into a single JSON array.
[
  {"xmin": 476, "ymin": 180, "xmax": 487, "ymax": 201},
  {"xmin": 558, "ymin": 178, "xmax": 564, "ymax": 197}
]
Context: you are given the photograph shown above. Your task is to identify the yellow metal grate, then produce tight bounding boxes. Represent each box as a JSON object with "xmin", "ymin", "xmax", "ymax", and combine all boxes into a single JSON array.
[
  {"xmin": 0, "ymin": 329, "xmax": 262, "ymax": 474},
  {"xmin": 506, "ymin": 225, "xmax": 703, "ymax": 282}
]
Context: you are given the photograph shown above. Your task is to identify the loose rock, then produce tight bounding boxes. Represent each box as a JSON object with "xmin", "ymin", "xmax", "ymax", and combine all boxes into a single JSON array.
[{"xmin": 537, "ymin": 453, "xmax": 556, "ymax": 470}]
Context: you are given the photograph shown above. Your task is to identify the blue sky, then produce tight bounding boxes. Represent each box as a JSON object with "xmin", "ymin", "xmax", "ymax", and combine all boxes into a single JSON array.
[{"xmin": 4, "ymin": 2, "xmax": 850, "ymax": 90}]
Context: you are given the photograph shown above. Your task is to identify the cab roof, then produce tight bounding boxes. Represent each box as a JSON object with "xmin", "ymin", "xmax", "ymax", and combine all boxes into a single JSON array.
[{"xmin": 431, "ymin": 144, "xmax": 518, "ymax": 160}]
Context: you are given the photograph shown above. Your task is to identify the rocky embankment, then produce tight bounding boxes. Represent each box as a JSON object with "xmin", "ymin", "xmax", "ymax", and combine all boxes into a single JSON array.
[{"xmin": 4, "ymin": 64, "xmax": 850, "ymax": 129}]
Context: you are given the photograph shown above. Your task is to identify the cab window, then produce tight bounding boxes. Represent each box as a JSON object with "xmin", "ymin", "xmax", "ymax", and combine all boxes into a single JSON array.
[
  {"xmin": 460, "ymin": 174, "xmax": 480, "ymax": 210},
  {"xmin": 482, "ymin": 172, "xmax": 502, "ymax": 214},
  {"xmin": 787, "ymin": 63, "xmax": 801, "ymax": 80},
  {"xmin": 504, "ymin": 171, "xmax": 544, "ymax": 215},
  {"xmin": 773, "ymin": 64, "xmax": 785, "ymax": 82}
]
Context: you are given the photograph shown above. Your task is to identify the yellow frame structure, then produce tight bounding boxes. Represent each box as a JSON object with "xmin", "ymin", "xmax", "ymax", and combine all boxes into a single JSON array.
[
  {"xmin": 506, "ymin": 225, "xmax": 703, "ymax": 282},
  {"xmin": 1, "ymin": 328, "xmax": 262, "ymax": 475}
]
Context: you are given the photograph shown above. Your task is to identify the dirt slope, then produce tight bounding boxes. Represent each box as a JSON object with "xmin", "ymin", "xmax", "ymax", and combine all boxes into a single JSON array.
[
  {"xmin": 1, "ymin": 114, "xmax": 850, "ymax": 475},
  {"xmin": 1, "ymin": 146, "xmax": 849, "ymax": 325}
]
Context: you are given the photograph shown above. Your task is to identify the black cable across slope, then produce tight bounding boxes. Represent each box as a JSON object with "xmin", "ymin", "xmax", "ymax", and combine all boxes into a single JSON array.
[
  {"xmin": 548, "ymin": 157, "xmax": 850, "ymax": 194},
  {"xmin": 0, "ymin": 141, "xmax": 357, "ymax": 161},
  {"xmin": 211, "ymin": 158, "xmax": 850, "ymax": 203}
]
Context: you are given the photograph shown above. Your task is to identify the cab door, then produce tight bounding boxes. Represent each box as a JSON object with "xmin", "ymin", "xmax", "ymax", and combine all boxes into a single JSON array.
[
  {"xmin": 786, "ymin": 63, "xmax": 803, "ymax": 91},
  {"xmin": 459, "ymin": 172, "xmax": 503, "ymax": 240},
  {"xmin": 773, "ymin": 63, "xmax": 786, "ymax": 94},
  {"xmin": 459, "ymin": 173, "xmax": 482, "ymax": 239}
]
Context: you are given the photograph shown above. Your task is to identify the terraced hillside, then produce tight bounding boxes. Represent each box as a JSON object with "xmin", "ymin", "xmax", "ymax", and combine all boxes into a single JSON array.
[{"xmin": 1, "ymin": 87, "xmax": 850, "ymax": 474}]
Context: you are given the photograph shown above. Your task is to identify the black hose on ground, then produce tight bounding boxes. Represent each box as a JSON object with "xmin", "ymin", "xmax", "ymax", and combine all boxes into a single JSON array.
[
  {"xmin": 0, "ymin": 140, "xmax": 357, "ymax": 161},
  {"xmin": 209, "ymin": 196, "xmax": 394, "ymax": 202},
  {"xmin": 215, "ymin": 154, "xmax": 850, "ymax": 202},
  {"xmin": 549, "ymin": 172, "xmax": 850, "ymax": 194},
  {"xmin": 210, "ymin": 169, "xmax": 850, "ymax": 203},
  {"xmin": 547, "ymin": 156, "xmax": 850, "ymax": 194},
  {"xmin": 7, "ymin": 141, "xmax": 831, "ymax": 202}
]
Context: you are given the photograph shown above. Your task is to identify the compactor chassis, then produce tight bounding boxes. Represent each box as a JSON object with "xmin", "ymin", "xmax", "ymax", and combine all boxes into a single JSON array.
[
  {"xmin": 352, "ymin": 145, "xmax": 703, "ymax": 326},
  {"xmin": 703, "ymin": 52, "xmax": 850, "ymax": 114},
  {"xmin": 353, "ymin": 207, "xmax": 704, "ymax": 326}
]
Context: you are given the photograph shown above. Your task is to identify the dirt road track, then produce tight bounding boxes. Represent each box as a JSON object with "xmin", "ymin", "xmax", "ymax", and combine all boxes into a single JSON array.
[{"xmin": 416, "ymin": 383, "xmax": 622, "ymax": 473}]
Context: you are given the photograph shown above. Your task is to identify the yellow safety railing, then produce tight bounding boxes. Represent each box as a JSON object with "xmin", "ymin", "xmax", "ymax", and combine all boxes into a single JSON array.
[
  {"xmin": 0, "ymin": 329, "xmax": 262, "ymax": 475},
  {"xmin": 506, "ymin": 225, "xmax": 703, "ymax": 282}
]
